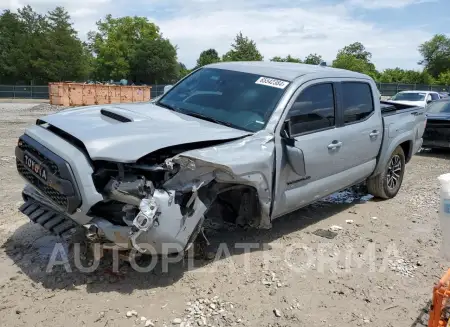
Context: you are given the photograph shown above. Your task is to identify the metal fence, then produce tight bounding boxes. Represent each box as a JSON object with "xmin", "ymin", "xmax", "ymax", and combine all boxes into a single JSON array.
[
  {"xmin": 0, "ymin": 85, "xmax": 49, "ymax": 99},
  {"xmin": 149, "ymin": 85, "xmax": 166, "ymax": 99},
  {"xmin": 376, "ymin": 83, "xmax": 450, "ymax": 97},
  {"xmin": 1, "ymin": 83, "xmax": 450, "ymax": 100}
]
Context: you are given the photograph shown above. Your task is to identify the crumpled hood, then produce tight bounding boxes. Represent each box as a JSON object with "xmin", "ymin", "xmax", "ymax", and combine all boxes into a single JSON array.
[{"xmin": 38, "ymin": 102, "xmax": 251, "ymax": 162}]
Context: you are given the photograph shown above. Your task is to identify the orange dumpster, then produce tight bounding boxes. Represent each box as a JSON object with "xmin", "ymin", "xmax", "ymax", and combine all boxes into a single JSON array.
[{"xmin": 49, "ymin": 83, "xmax": 151, "ymax": 106}]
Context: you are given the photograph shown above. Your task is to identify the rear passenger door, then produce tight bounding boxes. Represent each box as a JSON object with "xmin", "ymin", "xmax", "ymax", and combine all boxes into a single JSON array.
[{"xmin": 334, "ymin": 81, "xmax": 383, "ymax": 185}]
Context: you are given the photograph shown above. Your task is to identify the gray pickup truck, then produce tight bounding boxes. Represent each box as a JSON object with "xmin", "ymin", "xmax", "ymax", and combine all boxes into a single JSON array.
[{"xmin": 15, "ymin": 62, "xmax": 426, "ymax": 255}]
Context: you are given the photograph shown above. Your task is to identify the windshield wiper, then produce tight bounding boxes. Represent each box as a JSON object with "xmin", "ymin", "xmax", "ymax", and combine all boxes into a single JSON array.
[{"xmin": 182, "ymin": 111, "xmax": 246, "ymax": 130}]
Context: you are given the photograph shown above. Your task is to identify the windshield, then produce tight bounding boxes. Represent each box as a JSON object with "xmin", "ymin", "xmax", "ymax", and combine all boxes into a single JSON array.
[
  {"xmin": 391, "ymin": 92, "xmax": 425, "ymax": 101},
  {"xmin": 426, "ymin": 101, "xmax": 450, "ymax": 114},
  {"xmin": 156, "ymin": 68, "xmax": 289, "ymax": 132}
]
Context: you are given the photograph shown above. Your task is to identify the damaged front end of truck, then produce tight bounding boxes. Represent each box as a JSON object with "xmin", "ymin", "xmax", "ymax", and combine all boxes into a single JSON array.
[
  {"xmin": 88, "ymin": 133, "xmax": 275, "ymax": 255},
  {"xmin": 18, "ymin": 129, "xmax": 275, "ymax": 256}
]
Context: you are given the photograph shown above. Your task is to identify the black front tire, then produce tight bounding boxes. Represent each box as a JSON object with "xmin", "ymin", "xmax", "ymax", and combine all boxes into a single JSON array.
[{"xmin": 367, "ymin": 146, "xmax": 406, "ymax": 199}]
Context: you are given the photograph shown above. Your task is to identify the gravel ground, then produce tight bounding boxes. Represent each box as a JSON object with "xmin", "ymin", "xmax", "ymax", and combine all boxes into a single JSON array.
[{"xmin": 0, "ymin": 102, "xmax": 449, "ymax": 327}]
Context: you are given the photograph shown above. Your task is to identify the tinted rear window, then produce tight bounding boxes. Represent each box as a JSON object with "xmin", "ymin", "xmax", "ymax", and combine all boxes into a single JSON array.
[{"xmin": 341, "ymin": 82, "xmax": 374, "ymax": 124}]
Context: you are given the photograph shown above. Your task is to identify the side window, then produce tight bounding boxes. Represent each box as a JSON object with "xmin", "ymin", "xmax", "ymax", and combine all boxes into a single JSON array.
[
  {"xmin": 341, "ymin": 82, "xmax": 374, "ymax": 124},
  {"xmin": 430, "ymin": 93, "xmax": 439, "ymax": 101},
  {"xmin": 287, "ymin": 83, "xmax": 335, "ymax": 135}
]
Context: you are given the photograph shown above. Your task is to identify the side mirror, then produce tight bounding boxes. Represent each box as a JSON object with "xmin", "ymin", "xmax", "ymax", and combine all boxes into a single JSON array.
[
  {"xmin": 427, "ymin": 99, "xmax": 432, "ymax": 104},
  {"xmin": 281, "ymin": 121, "xmax": 306, "ymax": 177},
  {"xmin": 281, "ymin": 119, "xmax": 293, "ymax": 140},
  {"xmin": 163, "ymin": 85, "xmax": 173, "ymax": 93}
]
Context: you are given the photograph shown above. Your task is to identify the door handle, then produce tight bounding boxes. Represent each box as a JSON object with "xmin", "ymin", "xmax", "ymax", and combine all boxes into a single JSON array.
[
  {"xmin": 328, "ymin": 141, "xmax": 342, "ymax": 149},
  {"xmin": 369, "ymin": 130, "xmax": 380, "ymax": 137}
]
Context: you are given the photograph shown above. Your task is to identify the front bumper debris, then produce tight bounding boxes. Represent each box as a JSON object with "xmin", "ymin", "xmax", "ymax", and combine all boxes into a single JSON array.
[{"xmin": 19, "ymin": 196, "xmax": 78, "ymax": 239}]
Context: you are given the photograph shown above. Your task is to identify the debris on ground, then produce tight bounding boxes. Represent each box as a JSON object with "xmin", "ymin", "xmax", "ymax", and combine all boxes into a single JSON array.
[
  {"xmin": 126, "ymin": 310, "xmax": 138, "ymax": 318},
  {"xmin": 177, "ymin": 296, "xmax": 236, "ymax": 326},
  {"xmin": 388, "ymin": 258, "xmax": 417, "ymax": 277},
  {"xmin": 29, "ymin": 103, "xmax": 68, "ymax": 112},
  {"xmin": 329, "ymin": 225, "xmax": 343, "ymax": 232},
  {"xmin": 312, "ymin": 229, "xmax": 338, "ymax": 239}
]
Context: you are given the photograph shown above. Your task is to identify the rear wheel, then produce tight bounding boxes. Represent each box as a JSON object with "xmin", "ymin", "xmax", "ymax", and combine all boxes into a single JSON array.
[{"xmin": 367, "ymin": 146, "xmax": 406, "ymax": 199}]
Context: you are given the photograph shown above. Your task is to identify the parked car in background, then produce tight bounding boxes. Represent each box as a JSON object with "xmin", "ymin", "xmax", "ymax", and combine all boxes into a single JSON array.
[
  {"xmin": 423, "ymin": 98, "xmax": 450, "ymax": 149},
  {"xmin": 439, "ymin": 92, "xmax": 449, "ymax": 98},
  {"xmin": 389, "ymin": 90, "xmax": 441, "ymax": 108}
]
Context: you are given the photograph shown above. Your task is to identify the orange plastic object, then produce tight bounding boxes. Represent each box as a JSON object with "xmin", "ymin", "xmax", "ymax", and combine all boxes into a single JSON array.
[
  {"xmin": 429, "ymin": 269, "xmax": 450, "ymax": 327},
  {"xmin": 49, "ymin": 83, "xmax": 151, "ymax": 106}
]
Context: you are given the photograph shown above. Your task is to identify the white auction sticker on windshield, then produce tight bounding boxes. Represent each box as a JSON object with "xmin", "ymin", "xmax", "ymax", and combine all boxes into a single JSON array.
[{"xmin": 255, "ymin": 77, "xmax": 289, "ymax": 89}]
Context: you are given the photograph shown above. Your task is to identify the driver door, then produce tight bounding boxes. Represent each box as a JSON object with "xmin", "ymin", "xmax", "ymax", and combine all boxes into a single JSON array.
[{"xmin": 272, "ymin": 80, "xmax": 347, "ymax": 218}]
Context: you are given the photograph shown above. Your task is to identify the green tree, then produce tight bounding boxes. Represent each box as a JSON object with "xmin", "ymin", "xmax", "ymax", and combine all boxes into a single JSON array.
[
  {"xmin": 332, "ymin": 42, "xmax": 378, "ymax": 78},
  {"xmin": 88, "ymin": 15, "xmax": 162, "ymax": 81},
  {"xmin": 196, "ymin": 49, "xmax": 220, "ymax": 68},
  {"xmin": 222, "ymin": 32, "xmax": 263, "ymax": 62},
  {"xmin": 35, "ymin": 7, "xmax": 91, "ymax": 81},
  {"xmin": 378, "ymin": 68, "xmax": 406, "ymax": 83},
  {"xmin": 378, "ymin": 68, "xmax": 435, "ymax": 84},
  {"xmin": 129, "ymin": 36, "xmax": 178, "ymax": 84},
  {"xmin": 437, "ymin": 70, "xmax": 450, "ymax": 85},
  {"xmin": 338, "ymin": 42, "xmax": 372, "ymax": 62},
  {"xmin": 303, "ymin": 53, "xmax": 322, "ymax": 65},
  {"xmin": 177, "ymin": 62, "xmax": 191, "ymax": 79},
  {"xmin": 404, "ymin": 70, "xmax": 434, "ymax": 84},
  {"xmin": 0, "ymin": 10, "xmax": 27, "ymax": 83},
  {"xmin": 270, "ymin": 55, "xmax": 302, "ymax": 63},
  {"xmin": 332, "ymin": 53, "xmax": 370, "ymax": 72},
  {"xmin": 418, "ymin": 34, "xmax": 450, "ymax": 78},
  {"xmin": 15, "ymin": 6, "xmax": 48, "ymax": 83}
]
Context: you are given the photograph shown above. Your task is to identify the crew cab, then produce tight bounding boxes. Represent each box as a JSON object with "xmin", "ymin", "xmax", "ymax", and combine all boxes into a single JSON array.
[{"xmin": 15, "ymin": 62, "xmax": 426, "ymax": 255}]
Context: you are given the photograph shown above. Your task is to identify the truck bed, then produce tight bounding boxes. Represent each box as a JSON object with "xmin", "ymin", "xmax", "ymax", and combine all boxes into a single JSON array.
[
  {"xmin": 380, "ymin": 100, "xmax": 423, "ymax": 115},
  {"xmin": 371, "ymin": 100, "xmax": 427, "ymax": 176}
]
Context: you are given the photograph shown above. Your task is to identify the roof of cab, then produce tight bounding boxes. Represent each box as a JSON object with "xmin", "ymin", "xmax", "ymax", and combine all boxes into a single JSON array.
[{"xmin": 204, "ymin": 61, "xmax": 370, "ymax": 81}]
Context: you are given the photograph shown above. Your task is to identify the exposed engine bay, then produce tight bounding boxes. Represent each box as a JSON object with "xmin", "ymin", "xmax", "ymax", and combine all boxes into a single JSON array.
[{"xmin": 85, "ymin": 141, "xmax": 267, "ymax": 254}]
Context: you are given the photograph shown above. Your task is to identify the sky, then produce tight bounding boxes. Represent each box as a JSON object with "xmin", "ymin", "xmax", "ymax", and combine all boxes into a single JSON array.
[{"xmin": 1, "ymin": 0, "xmax": 448, "ymax": 70}]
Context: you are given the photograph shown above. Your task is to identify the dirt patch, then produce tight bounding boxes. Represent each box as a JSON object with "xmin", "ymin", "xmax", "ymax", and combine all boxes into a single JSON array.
[{"xmin": 0, "ymin": 103, "xmax": 448, "ymax": 327}]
